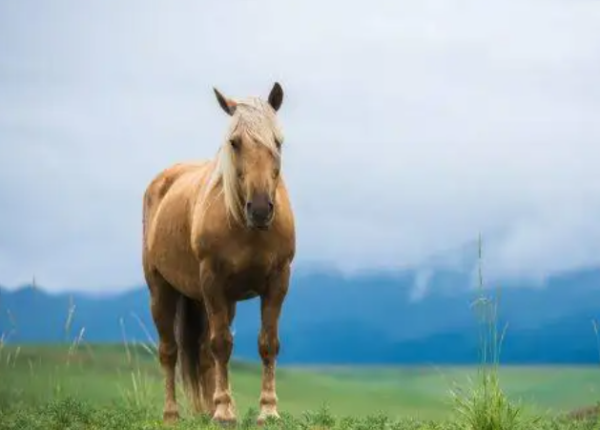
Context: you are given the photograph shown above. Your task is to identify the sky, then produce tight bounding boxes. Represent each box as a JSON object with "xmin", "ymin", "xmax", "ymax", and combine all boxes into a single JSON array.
[{"xmin": 1, "ymin": 0, "xmax": 600, "ymax": 294}]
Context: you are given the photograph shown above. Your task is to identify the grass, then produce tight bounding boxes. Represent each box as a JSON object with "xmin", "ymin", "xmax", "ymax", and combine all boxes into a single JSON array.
[
  {"xmin": 0, "ymin": 237, "xmax": 599, "ymax": 429},
  {"xmin": 449, "ymin": 236, "xmax": 536, "ymax": 430},
  {"xmin": 0, "ymin": 351, "xmax": 599, "ymax": 429}
]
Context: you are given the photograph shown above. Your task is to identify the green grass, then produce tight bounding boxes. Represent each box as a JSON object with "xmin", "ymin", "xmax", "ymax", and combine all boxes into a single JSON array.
[{"xmin": 0, "ymin": 344, "xmax": 599, "ymax": 429}]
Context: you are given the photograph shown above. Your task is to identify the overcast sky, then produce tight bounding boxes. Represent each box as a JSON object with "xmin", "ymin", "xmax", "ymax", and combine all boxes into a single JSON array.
[{"xmin": 1, "ymin": 0, "xmax": 600, "ymax": 293}]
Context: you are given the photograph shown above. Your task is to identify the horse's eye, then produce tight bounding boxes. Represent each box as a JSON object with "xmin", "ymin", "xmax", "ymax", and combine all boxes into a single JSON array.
[{"xmin": 230, "ymin": 138, "xmax": 241, "ymax": 150}]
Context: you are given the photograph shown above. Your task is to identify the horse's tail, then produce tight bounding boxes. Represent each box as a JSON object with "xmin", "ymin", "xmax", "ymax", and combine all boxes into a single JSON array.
[{"xmin": 175, "ymin": 294, "xmax": 207, "ymax": 413}]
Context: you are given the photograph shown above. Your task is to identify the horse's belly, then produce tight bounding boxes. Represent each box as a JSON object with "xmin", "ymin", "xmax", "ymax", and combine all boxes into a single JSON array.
[
  {"xmin": 158, "ymin": 258, "xmax": 201, "ymax": 299},
  {"xmin": 148, "ymin": 220, "xmax": 202, "ymax": 299}
]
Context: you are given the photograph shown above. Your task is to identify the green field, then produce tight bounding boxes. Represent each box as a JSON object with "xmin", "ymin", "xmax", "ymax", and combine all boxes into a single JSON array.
[{"xmin": 0, "ymin": 344, "xmax": 599, "ymax": 429}]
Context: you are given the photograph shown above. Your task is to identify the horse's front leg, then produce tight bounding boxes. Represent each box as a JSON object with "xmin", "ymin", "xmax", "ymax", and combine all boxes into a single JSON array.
[
  {"xmin": 200, "ymin": 264, "xmax": 237, "ymax": 425},
  {"xmin": 257, "ymin": 265, "xmax": 290, "ymax": 425}
]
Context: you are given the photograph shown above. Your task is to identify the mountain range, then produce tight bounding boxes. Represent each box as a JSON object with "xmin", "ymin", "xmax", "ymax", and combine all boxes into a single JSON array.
[{"xmin": 1, "ymin": 267, "xmax": 599, "ymax": 365}]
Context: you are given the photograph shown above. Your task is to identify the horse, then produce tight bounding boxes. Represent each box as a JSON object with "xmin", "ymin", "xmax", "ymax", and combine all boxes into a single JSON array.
[{"xmin": 142, "ymin": 82, "xmax": 295, "ymax": 426}]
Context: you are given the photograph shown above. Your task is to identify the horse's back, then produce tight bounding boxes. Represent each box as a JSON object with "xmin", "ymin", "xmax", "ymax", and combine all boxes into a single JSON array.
[
  {"xmin": 142, "ymin": 161, "xmax": 213, "ymax": 296},
  {"xmin": 143, "ymin": 161, "xmax": 208, "ymax": 230}
]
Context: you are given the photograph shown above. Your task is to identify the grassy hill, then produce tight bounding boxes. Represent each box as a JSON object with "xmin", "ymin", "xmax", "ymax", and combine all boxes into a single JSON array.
[{"xmin": 0, "ymin": 344, "xmax": 599, "ymax": 429}]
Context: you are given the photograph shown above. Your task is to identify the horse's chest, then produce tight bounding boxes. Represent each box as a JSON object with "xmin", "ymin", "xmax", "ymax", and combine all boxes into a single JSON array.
[
  {"xmin": 217, "ymin": 236, "xmax": 275, "ymax": 270},
  {"xmin": 196, "ymin": 225, "xmax": 292, "ymax": 301},
  {"xmin": 218, "ymin": 244, "xmax": 276, "ymax": 300},
  {"xmin": 227, "ymin": 268, "xmax": 269, "ymax": 301}
]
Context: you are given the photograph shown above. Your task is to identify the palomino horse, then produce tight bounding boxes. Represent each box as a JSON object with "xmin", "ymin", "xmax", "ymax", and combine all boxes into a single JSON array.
[{"xmin": 142, "ymin": 82, "xmax": 295, "ymax": 425}]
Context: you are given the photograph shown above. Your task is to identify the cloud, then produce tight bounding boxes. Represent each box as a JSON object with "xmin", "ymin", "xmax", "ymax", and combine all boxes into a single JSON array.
[{"xmin": 1, "ymin": 0, "xmax": 600, "ymax": 292}]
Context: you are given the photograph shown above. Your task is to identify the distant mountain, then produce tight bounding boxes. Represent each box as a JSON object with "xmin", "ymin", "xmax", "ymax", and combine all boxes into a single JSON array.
[{"xmin": 1, "ymin": 267, "xmax": 599, "ymax": 365}]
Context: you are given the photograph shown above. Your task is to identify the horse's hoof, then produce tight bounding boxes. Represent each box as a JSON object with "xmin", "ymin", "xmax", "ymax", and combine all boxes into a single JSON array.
[
  {"xmin": 212, "ymin": 401, "xmax": 237, "ymax": 427},
  {"xmin": 163, "ymin": 410, "xmax": 180, "ymax": 424}
]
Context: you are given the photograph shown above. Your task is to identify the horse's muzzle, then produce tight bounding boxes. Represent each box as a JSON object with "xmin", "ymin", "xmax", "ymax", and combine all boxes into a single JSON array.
[{"xmin": 245, "ymin": 194, "xmax": 274, "ymax": 230}]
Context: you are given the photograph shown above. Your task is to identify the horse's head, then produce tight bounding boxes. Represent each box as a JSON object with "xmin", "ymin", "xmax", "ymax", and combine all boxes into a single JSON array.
[{"xmin": 213, "ymin": 82, "xmax": 285, "ymax": 230}]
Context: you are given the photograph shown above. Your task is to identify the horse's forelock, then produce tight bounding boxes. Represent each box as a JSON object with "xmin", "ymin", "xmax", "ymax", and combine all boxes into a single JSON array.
[{"xmin": 207, "ymin": 97, "xmax": 283, "ymax": 224}]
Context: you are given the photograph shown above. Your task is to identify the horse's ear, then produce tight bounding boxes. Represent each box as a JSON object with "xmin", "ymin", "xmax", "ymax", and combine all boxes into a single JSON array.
[
  {"xmin": 213, "ymin": 87, "xmax": 237, "ymax": 115},
  {"xmin": 268, "ymin": 82, "xmax": 284, "ymax": 112}
]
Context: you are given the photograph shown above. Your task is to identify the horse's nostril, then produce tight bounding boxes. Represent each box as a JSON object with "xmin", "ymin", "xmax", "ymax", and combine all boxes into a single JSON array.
[
  {"xmin": 268, "ymin": 202, "xmax": 274, "ymax": 212},
  {"xmin": 245, "ymin": 201, "xmax": 252, "ymax": 211}
]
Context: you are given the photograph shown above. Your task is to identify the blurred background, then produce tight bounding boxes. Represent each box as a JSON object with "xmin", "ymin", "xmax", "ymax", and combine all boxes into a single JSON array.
[{"xmin": 1, "ymin": 0, "xmax": 600, "ymax": 422}]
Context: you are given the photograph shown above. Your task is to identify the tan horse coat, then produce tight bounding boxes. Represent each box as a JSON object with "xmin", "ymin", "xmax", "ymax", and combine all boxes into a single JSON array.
[{"xmin": 142, "ymin": 83, "xmax": 295, "ymax": 425}]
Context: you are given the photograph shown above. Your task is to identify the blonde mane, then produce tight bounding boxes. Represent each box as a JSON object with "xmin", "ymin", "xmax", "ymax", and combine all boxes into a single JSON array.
[{"xmin": 206, "ymin": 97, "xmax": 284, "ymax": 225}]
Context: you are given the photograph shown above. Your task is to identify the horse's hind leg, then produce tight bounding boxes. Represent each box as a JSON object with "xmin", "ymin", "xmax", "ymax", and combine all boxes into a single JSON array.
[{"xmin": 146, "ymin": 268, "xmax": 180, "ymax": 423}]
